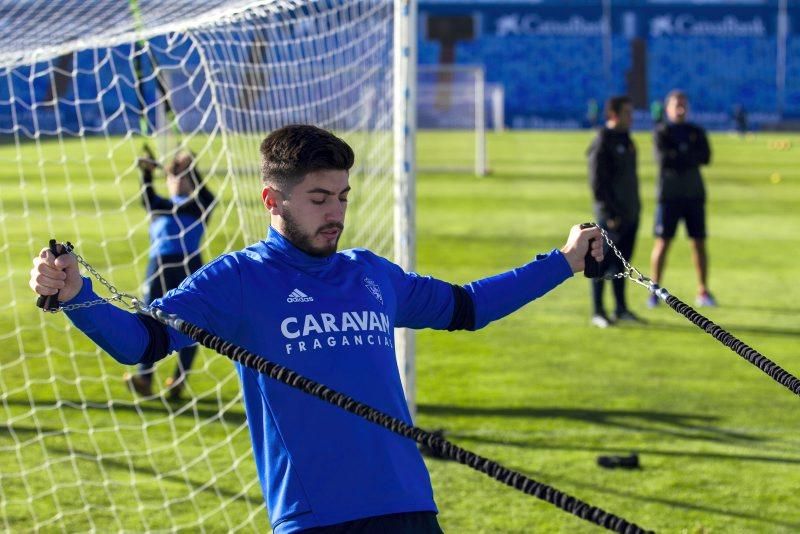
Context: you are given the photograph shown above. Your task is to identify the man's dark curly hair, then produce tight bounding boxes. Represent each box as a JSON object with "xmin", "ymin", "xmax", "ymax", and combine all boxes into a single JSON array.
[{"xmin": 260, "ymin": 124, "xmax": 354, "ymax": 191}]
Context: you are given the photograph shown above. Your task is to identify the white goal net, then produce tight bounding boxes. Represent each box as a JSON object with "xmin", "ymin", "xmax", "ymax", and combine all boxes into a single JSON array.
[{"xmin": 0, "ymin": 0, "xmax": 406, "ymax": 530}]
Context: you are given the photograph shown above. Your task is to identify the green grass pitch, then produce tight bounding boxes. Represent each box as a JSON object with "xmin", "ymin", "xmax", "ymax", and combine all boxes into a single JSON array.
[{"xmin": 2, "ymin": 130, "xmax": 800, "ymax": 532}]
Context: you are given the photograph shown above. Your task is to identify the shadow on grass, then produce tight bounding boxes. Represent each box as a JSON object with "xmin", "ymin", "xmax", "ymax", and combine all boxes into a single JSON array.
[
  {"xmin": 0, "ymin": 397, "xmax": 247, "ymax": 426},
  {"xmin": 645, "ymin": 317, "xmax": 800, "ymax": 339},
  {"xmin": 418, "ymin": 404, "xmax": 761, "ymax": 443},
  {"xmin": 1, "ymin": 424, "xmax": 263, "ymax": 508},
  {"xmin": 728, "ymin": 303, "xmax": 800, "ymax": 316},
  {"xmin": 447, "ymin": 430, "xmax": 800, "ymax": 466},
  {"xmin": 513, "ymin": 465, "xmax": 800, "ymax": 530},
  {"xmin": 0, "ymin": 423, "xmax": 66, "ymax": 438},
  {"xmin": 40, "ymin": 442, "xmax": 264, "ymax": 508}
]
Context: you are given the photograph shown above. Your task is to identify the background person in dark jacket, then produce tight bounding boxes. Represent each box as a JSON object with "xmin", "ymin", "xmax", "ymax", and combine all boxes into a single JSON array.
[
  {"xmin": 649, "ymin": 90, "xmax": 714, "ymax": 308},
  {"xmin": 587, "ymin": 95, "xmax": 642, "ymax": 327}
]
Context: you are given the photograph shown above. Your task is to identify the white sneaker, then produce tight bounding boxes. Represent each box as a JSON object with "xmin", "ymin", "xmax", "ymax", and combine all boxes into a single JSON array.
[
  {"xmin": 591, "ymin": 314, "xmax": 613, "ymax": 328},
  {"xmin": 695, "ymin": 292, "xmax": 717, "ymax": 307}
]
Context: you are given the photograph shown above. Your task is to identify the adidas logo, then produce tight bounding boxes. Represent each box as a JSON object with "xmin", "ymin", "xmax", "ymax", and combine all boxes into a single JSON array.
[{"xmin": 286, "ymin": 289, "xmax": 314, "ymax": 303}]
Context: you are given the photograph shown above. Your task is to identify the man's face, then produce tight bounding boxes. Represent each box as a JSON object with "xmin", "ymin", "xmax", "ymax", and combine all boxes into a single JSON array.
[
  {"xmin": 611, "ymin": 103, "xmax": 634, "ymax": 130},
  {"xmin": 167, "ymin": 156, "xmax": 195, "ymax": 196},
  {"xmin": 666, "ymin": 95, "xmax": 689, "ymax": 123},
  {"xmin": 166, "ymin": 173, "xmax": 193, "ymax": 197},
  {"xmin": 270, "ymin": 169, "xmax": 350, "ymax": 257}
]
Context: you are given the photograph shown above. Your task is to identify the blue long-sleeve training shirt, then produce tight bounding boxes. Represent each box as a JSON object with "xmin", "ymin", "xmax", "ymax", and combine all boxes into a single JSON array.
[
  {"xmin": 140, "ymin": 168, "xmax": 215, "ymax": 258},
  {"xmin": 64, "ymin": 227, "xmax": 573, "ymax": 532}
]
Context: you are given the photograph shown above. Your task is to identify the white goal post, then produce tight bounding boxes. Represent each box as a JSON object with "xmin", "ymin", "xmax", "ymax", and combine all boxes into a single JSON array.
[
  {"xmin": 0, "ymin": 0, "xmax": 416, "ymax": 530},
  {"xmin": 417, "ymin": 63, "xmax": 495, "ymax": 176}
]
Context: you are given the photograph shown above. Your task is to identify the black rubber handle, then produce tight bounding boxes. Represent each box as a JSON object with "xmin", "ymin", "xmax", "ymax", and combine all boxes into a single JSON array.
[
  {"xmin": 140, "ymin": 143, "xmax": 161, "ymax": 168},
  {"xmin": 580, "ymin": 223, "xmax": 601, "ymax": 279},
  {"xmin": 142, "ymin": 143, "xmax": 155, "ymax": 160},
  {"xmin": 597, "ymin": 453, "xmax": 640, "ymax": 469},
  {"xmin": 36, "ymin": 239, "xmax": 65, "ymax": 311}
]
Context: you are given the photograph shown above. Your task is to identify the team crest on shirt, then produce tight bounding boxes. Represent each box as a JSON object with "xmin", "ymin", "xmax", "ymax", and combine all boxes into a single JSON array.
[{"xmin": 363, "ymin": 277, "xmax": 383, "ymax": 306}]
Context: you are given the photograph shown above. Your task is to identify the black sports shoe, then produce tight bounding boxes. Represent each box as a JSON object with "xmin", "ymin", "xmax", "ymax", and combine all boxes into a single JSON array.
[
  {"xmin": 124, "ymin": 373, "xmax": 153, "ymax": 397},
  {"xmin": 613, "ymin": 310, "xmax": 645, "ymax": 323},
  {"xmin": 164, "ymin": 376, "xmax": 185, "ymax": 401}
]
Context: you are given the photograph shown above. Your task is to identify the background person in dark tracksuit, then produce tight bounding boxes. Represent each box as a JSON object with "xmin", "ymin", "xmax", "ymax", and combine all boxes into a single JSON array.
[
  {"xmin": 649, "ymin": 90, "xmax": 715, "ymax": 308},
  {"xmin": 587, "ymin": 95, "xmax": 642, "ymax": 328}
]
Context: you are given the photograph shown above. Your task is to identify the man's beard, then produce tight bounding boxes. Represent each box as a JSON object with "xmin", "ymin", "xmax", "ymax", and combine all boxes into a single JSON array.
[{"xmin": 281, "ymin": 208, "xmax": 343, "ymax": 258}]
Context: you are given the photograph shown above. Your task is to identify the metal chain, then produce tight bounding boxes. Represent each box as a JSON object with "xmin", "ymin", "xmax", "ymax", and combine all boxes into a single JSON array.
[
  {"xmin": 51, "ymin": 242, "xmax": 139, "ymax": 313},
  {"xmin": 594, "ymin": 226, "xmax": 667, "ymax": 298}
]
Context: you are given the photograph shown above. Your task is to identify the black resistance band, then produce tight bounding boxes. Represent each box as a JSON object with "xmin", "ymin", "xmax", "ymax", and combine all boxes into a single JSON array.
[{"xmin": 137, "ymin": 305, "xmax": 652, "ymax": 534}]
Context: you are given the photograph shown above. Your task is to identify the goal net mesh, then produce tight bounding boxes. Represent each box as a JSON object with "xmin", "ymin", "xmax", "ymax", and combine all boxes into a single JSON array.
[{"xmin": 0, "ymin": 0, "xmax": 396, "ymax": 530}]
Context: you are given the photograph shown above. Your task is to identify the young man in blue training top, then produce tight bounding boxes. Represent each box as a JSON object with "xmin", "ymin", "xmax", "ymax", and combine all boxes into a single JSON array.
[
  {"xmin": 30, "ymin": 124, "xmax": 603, "ymax": 533},
  {"xmin": 125, "ymin": 150, "xmax": 215, "ymax": 400}
]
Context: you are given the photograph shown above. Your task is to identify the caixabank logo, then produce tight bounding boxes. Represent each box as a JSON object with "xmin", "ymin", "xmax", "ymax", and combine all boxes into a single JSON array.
[
  {"xmin": 494, "ymin": 14, "xmax": 603, "ymax": 37},
  {"xmin": 649, "ymin": 14, "xmax": 765, "ymax": 37}
]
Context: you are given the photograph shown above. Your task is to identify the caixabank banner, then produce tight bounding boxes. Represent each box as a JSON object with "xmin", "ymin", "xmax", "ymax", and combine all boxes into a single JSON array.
[{"xmin": 419, "ymin": 0, "xmax": 798, "ymax": 129}]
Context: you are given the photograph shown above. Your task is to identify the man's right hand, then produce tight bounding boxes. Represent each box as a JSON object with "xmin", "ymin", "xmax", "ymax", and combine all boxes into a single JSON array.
[
  {"xmin": 560, "ymin": 224, "xmax": 604, "ymax": 274},
  {"xmin": 29, "ymin": 247, "xmax": 82, "ymax": 304},
  {"xmin": 137, "ymin": 157, "xmax": 159, "ymax": 172}
]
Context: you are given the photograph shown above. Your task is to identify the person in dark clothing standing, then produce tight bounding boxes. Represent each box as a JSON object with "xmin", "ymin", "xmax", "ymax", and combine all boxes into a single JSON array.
[
  {"xmin": 587, "ymin": 95, "xmax": 642, "ymax": 327},
  {"xmin": 733, "ymin": 104, "xmax": 747, "ymax": 137},
  {"xmin": 125, "ymin": 150, "xmax": 216, "ymax": 399},
  {"xmin": 649, "ymin": 90, "xmax": 715, "ymax": 308}
]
